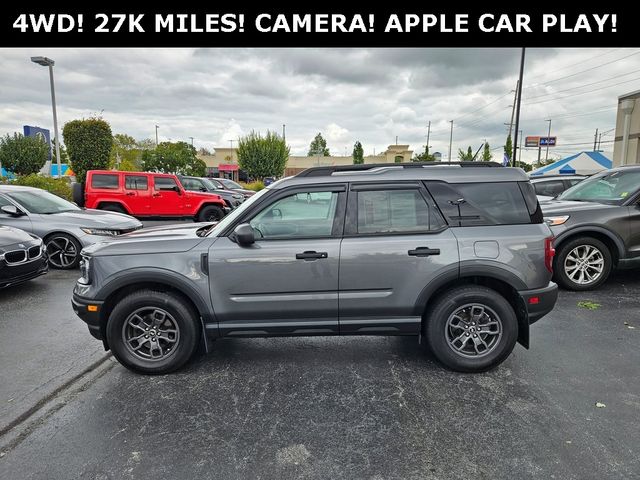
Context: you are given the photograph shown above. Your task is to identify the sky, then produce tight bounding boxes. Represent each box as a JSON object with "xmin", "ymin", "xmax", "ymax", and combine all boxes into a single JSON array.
[{"xmin": 1, "ymin": 47, "xmax": 639, "ymax": 164}]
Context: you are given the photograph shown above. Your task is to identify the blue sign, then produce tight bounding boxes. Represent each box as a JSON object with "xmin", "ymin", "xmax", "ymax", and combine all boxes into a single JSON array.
[
  {"xmin": 539, "ymin": 137, "xmax": 557, "ymax": 146},
  {"xmin": 23, "ymin": 125, "xmax": 52, "ymax": 162}
]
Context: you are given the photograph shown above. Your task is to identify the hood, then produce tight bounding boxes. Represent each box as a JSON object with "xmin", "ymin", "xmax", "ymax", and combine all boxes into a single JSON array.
[
  {"xmin": 0, "ymin": 226, "xmax": 36, "ymax": 247},
  {"xmin": 541, "ymin": 199, "xmax": 619, "ymax": 215},
  {"xmin": 44, "ymin": 208, "xmax": 142, "ymax": 230},
  {"xmin": 83, "ymin": 222, "xmax": 214, "ymax": 257},
  {"xmin": 186, "ymin": 191, "xmax": 223, "ymax": 201}
]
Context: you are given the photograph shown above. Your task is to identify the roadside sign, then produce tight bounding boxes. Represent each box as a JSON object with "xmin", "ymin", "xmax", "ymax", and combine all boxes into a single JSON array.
[
  {"xmin": 539, "ymin": 136, "xmax": 557, "ymax": 146},
  {"xmin": 525, "ymin": 136, "xmax": 540, "ymax": 147}
]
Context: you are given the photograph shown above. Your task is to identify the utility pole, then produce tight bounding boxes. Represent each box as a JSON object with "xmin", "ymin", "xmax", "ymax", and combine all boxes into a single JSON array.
[
  {"xmin": 155, "ymin": 125, "xmax": 159, "ymax": 146},
  {"xmin": 507, "ymin": 80, "xmax": 519, "ymax": 139},
  {"xmin": 545, "ymin": 119, "xmax": 552, "ymax": 161},
  {"xmin": 282, "ymin": 124, "xmax": 286, "ymax": 141},
  {"xmin": 426, "ymin": 121, "xmax": 431, "ymax": 154},
  {"xmin": 537, "ymin": 145, "xmax": 542, "ymax": 167},
  {"xmin": 593, "ymin": 128, "xmax": 598, "ymax": 151},
  {"xmin": 513, "ymin": 48, "xmax": 526, "ymax": 167},
  {"xmin": 395, "ymin": 135, "xmax": 398, "ymax": 145},
  {"xmin": 448, "ymin": 121, "xmax": 454, "ymax": 161},
  {"xmin": 518, "ymin": 130, "xmax": 523, "ymax": 163},
  {"xmin": 189, "ymin": 136, "xmax": 194, "ymax": 147}
]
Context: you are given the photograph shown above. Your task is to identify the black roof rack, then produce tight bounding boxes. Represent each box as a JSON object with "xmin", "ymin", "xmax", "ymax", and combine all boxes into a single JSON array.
[{"xmin": 296, "ymin": 161, "xmax": 504, "ymax": 177}]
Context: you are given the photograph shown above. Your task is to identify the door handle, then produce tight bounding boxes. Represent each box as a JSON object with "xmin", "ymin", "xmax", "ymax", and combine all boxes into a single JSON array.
[
  {"xmin": 152, "ymin": 193, "xmax": 161, "ymax": 197},
  {"xmin": 408, "ymin": 247, "xmax": 441, "ymax": 257},
  {"xmin": 126, "ymin": 192, "xmax": 135, "ymax": 196},
  {"xmin": 295, "ymin": 251, "xmax": 328, "ymax": 260}
]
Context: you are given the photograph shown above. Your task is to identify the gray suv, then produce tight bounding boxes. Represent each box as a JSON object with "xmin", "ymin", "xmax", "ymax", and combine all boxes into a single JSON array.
[{"xmin": 72, "ymin": 163, "xmax": 558, "ymax": 374}]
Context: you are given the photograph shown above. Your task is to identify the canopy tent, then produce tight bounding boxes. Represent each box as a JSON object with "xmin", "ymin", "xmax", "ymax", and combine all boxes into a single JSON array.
[{"xmin": 530, "ymin": 151, "xmax": 612, "ymax": 176}]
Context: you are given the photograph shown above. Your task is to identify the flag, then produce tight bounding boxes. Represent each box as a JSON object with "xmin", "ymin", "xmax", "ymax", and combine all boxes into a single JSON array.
[{"xmin": 502, "ymin": 153, "xmax": 510, "ymax": 166}]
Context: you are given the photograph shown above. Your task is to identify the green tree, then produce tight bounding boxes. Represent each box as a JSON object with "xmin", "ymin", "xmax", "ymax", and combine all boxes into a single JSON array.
[
  {"xmin": 413, "ymin": 145, "xmax": 435, "ymax": 162},
  {"xmin": 458, "ymin": 146, "xmax": 474, "ymax": 161},
  {"xmin": 307, "ymin": 133, "xmax": 330, "ymax": 156},
  {"xmin": 482, "ymin": 142, "xmax": 492, "ymax": 162},
  {"xmin": 237, "ymin": 131, "xmax": 289, "ymax": 180},
  {"xmin": 141, "ymin": 141, "xmax": 202, "ymax": 175},
  {"xmin": 352, "ymin": 141, "xmax": 364, "ymax": 164},
  {"xmin": 110, "ymin": 133, "xmax": 143, "ymax": 170},
  {"xmin": 51, "ymin": 138, "xmax": 68, "ymax": 165},
  {"xmin": 514, "ymin": 161, "xmax": 533, "ymax": 172},
  {"xmin": 62, "ymin": 117, "xmax": 113, "ymax": 184},
  {"xmin": 0, "ymin": 133, "xmax": 48, "ymax": 176},
  {"xmin": 504, "ymin": 134, "xmax": 513, "ymax": 164}
]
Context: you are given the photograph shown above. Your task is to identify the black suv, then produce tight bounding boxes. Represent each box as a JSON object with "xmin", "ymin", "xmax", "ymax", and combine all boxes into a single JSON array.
[
  {"xmin": 542, "ymin": 165, "xmax": 640, "ymax": 290},
  {"xmin": 73, "ymin": 163, "xmax": 557, "ymax": 374}
]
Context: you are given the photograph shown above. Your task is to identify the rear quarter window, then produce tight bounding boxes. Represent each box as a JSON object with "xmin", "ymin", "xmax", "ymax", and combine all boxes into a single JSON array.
[
  {"xmin": 426, "ymin": 181, "xmax": 536, "ymax": 226},
  {"xmin": 91, "ymin": 174, "xmax": 119, "ymax": 189}
]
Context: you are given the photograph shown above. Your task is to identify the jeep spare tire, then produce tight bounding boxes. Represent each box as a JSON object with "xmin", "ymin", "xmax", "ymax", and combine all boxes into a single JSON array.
[{"xmin": 72, "ymin": 182, "xmax": 85, "ymax": 207}]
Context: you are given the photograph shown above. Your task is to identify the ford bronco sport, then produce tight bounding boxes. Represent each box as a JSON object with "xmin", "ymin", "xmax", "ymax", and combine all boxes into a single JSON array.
[{"xmin": 73, "ymin": 162, "xmax": 558, "ymax": 374}]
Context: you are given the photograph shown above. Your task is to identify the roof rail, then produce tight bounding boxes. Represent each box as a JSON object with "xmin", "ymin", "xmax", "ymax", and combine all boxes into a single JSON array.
[{"xmin": 296, "ymin": 161, "xmax": 503, "ymax": 177}]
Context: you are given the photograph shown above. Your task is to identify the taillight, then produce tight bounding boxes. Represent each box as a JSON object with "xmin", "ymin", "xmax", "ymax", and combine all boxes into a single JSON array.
[{"xmin": 544, "ymin": 236, "xmax": 555, "ymax": 273}]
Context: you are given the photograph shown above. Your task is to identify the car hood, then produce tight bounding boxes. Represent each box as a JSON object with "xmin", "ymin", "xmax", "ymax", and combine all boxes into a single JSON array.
[
  {"xmin": 541, "ymin": 199, "xmax": 621, "ymax": 215},
  {"xmin": 0, "ymin": 226, "xmax": 36, "ymax": 246},
  {"xmin": 83, "ymin": 222, "xmax": 214, "ymax": 256},
  {"xmin": 44, "ymin": 209, "xmax": 142, "ymax": 230}
]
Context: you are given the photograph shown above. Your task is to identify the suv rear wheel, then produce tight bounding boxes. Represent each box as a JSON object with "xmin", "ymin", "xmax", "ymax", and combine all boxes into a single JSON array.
[
  {"xmin": 554, "ymin": 236, "xmax": 612, "ymax": 291},
  {"xmin": 424, "ymin": 285, "xmax": 518, "ymax": 373},
  {"xmin": 106, "ymin": 290, "xmax": 201, "ymax": 374}
]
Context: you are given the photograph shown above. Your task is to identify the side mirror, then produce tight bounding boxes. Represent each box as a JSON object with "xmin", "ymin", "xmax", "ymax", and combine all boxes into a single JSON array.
[
  {"xmin": 1, "ymin": 205, "xmax": 23, "ymax": 216},
  {"xmin": 233, "ymin": 223, "xmax": 255, "ymax": 246},
  {"xmin": 174, "ymin": 186, "xmax": 182, "ymax": 195}
]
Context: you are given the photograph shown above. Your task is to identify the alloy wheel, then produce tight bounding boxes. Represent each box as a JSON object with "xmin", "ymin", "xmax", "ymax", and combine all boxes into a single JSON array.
[
  {"xmin": 445, "ymin": 304, "xmax": 503, "ymax": 358},
  {"xmin": 563, "ymin": 244, "xmax": 604, "ymax": 285},
  {"xmin": 46, "ymin": 236, "xmax": 78, "ymax": 268},
  {"xmin": 122, "ymin": 307, "xmax": 180, "ymax": 361}
]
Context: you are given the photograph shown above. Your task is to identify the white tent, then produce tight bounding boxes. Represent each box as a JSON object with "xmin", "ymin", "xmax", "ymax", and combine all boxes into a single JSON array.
[{"xmin": 530, "ymin": 151, "xmax": 612, "ymax": 176}]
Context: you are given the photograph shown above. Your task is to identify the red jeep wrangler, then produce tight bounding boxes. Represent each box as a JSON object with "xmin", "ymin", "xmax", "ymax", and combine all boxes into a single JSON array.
[{"xmin": 84, "ymin": 170, "xmax": 229, "ymax": 222}]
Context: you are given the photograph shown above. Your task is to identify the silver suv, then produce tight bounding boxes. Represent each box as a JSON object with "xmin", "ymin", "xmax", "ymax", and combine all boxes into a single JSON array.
[{"xmin": 72, "ymin": 163, "xmax": 558, "ymax": 374}]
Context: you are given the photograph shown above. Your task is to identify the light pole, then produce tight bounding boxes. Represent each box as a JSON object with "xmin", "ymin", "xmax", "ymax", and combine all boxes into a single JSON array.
[
  {"xmin": 545, "ymin": 119, "xmax": 552, "ymax": 161},
  {"xmin": 155, "ymin": 125, "xmax": 159, "ymax": 146},
  {"xmin": 31, "ymin": 56, "xmax": 61, "ymax": 178},
  {"xmin": 448, "ymin": 120, "xmax": 454, "ymax": 161},
  {"xmin": 189, "ymin": 136, "xmax": 194, "ymax": 147}
]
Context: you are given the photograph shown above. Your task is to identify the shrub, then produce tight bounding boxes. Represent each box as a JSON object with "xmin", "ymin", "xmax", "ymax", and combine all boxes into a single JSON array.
[
  {"xmin": 237, "ymin": 131, "xmax": 289, "ymax": 180},
  {"xmin": 242, "ymin": 180, "xmax": 265, "ymax": 192},
  {"xmin": 62, "ymin": 117, "xmax": 113, "ymax": 184},
  {"xmin": 0, "ymin": 133, "xmax": 48, "ymax": 176},
  {"xmin": 1, "ymin": 174, "xmax": 73, "ymax": 201}
]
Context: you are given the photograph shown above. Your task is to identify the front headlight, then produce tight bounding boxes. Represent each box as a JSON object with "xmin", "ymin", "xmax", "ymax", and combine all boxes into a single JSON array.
[
  {"xmin": 80, "ymin": 227, "xmax": 120, "ymax": 236},
  {"xmin": 544, "ymin": 215, "xmax": 570, "ymax": 226},
  {"xmin": 79, "ymin": 255, "xmax": 91, "ymax": 285}
]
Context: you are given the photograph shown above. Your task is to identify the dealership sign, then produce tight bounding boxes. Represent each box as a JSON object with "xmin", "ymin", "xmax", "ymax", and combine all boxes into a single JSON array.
[
  {"xmin": 23, "ymin": 125, "xmax": 51, "ymax": 161},
  {"xmin": 525, "ymin": 136, "xmax": 557, "ymax": 147}
]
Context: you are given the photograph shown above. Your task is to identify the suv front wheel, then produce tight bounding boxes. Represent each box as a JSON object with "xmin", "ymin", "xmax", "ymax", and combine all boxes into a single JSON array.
[
  {"xmin": 553, "ymin": 236, "xmax": 612, "ymax": 291},
  {"xmin": 106, "ymin": 290, "xmax": 201, "ymax": 374},
  {"xmin": 424, "ymin": 285, "xmax": 518, "ymax": 373}
]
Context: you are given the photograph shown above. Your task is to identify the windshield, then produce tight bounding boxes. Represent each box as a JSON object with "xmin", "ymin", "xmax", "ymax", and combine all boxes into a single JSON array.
[
  {"xmin": 207, "ymin": 188, "xmax": 270, "ymax": 236},
  {"xmin": 7, "ymin": 190, "xmax": 80, "ymax": 214},
  {"xmin": 221, "ymin": 179, "xmax": 243, "ymax": 190},
  {"xmin": 557, "ymin": 170, "xmax": 640, "ymax": 205},
  {"xmin": 201, "ymin": 178, "xmax": 219, "ymax": 191}
]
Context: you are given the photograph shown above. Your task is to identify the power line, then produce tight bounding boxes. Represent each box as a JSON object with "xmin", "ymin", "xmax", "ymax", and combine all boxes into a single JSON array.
[
  {"xmin": 524, "ymin": 69, "xmax": 640, "ymax": 101},
  {"xmin": 525, "ymin": 49, "xmax": 622, "ymax": 83},
  {"xmin": 523, "ymin": 76, "xmax": 640, "ymax": 106}
]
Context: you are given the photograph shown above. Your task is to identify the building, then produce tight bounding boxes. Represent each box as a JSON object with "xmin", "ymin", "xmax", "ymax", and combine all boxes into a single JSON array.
[
  {"xmin": 613, "ymin": 89, "xmax": 640, "ymax": 166},
  {"xmin": 529, "ymin": 151, "xmax": 612, "ymax": 176},
  {"xmin": 199, "ymin": 144, "xmax": 414, "ymax": 179}
]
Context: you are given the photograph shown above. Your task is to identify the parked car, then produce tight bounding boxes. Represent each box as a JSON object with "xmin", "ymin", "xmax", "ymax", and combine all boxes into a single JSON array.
[
  {"xmin": 542, "ymin": 165, "xmax": 640, "ymax": 290},
  {"xmin": 178, "ymin": 176, "xmax": 245, "ymax": 209},
  {"xmin": 0, "ymin": 226, "xmax": 48, "ymax": 289},
  {"xmin": 207, "ymin": 177, "xmax": 256, "ymax": 198},
  {"xmin": 0, "ymin": 185, "xmax": 142, "ymax": 269},
  {"xmin": 530, "ymin": 174, "xmax": 586, "ymax": 202},
  {"xmin": 84, "ymin": 171, "xmax": 229, "ymax": 222},
  {"xmin": 73, "ymin": 162, "xmax": 557, "ymax": 374}
]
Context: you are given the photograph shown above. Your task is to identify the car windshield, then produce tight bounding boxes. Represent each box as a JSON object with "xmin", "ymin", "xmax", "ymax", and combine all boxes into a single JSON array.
[
  {"xmin": 220, "ymin": 179, "xmax": 243, "ymax": 190},
  {"xmin": 7, "ymin": 190, "xmax": 80, "ymax": 214},
  {"xmin": 207, "ymin": 188, "xmax": 270, "ymax": 236},
  {"xmin": 557, "ymin": 170, "xmax": 640, "ymax": 205},
  {"xmin": 201, "ymin": 178, "xmax": 219, "ymax": 191}
]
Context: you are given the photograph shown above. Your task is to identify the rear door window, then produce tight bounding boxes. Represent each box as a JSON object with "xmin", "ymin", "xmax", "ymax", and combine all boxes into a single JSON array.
[
  {"xmin": 91, "ymin": 174, "xmax": 119, "ymax": 189},
  {"xmin": 534, "ymin": 180, "xmax": 565, "ymax": 197},
  {"xmin": 154, "ymin": 177, "xmax": 178, "ymax": 190},
  {"xmin": 426, "ymin": 181, "xmax": 532, "ymax": 226},
  {"xmin": 125, "ymin": 175, "xmax": 148, "ymax": 190}
]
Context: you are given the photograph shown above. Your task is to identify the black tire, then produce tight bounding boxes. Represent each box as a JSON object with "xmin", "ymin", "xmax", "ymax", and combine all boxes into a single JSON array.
[
  {"xmin": 98, "ymin": 203, "xmax": 127, "ymax": 214},
  {"xmin": 424, "ymin": 285, "xmax": 518, "ymax": 373},
  {"xmin": 553, "ymin": 236, "xmax": 612, "ymax": 291},
  {"xmin": 106, "ymin": 290, "xmax": 201, "ymax": 374},
  {"xmin": 197, "ymin": 204, "xmax": 224, "ymax": 222},
  {"xmin": 44, "ymin": 233, "xmax": 82, "ymax": 269},
  {"xmin": 72, "ymin": 182, "xmax": 85, "ymax": 207}
]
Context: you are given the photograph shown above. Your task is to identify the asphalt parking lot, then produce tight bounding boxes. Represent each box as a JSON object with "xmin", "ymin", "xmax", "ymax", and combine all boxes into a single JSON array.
[{"xmin": 0, "ymin": 267, "xmax": 638, "ymax": 479}]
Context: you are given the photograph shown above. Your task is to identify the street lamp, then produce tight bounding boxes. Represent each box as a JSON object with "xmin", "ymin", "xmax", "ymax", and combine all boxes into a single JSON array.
[{"xmin": 31, "ymin": 56, "xmax": 61, "ymax": 178}]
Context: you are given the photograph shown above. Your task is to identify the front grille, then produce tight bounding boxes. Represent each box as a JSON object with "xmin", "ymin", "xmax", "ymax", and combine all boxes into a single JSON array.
[
  {"xmin": 28, "ymin": 245, "xmax": 41, "ymax": 259},
  {"xmin": 4, "ymin": 250, "xmax": 27, "ymax": 264}
]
